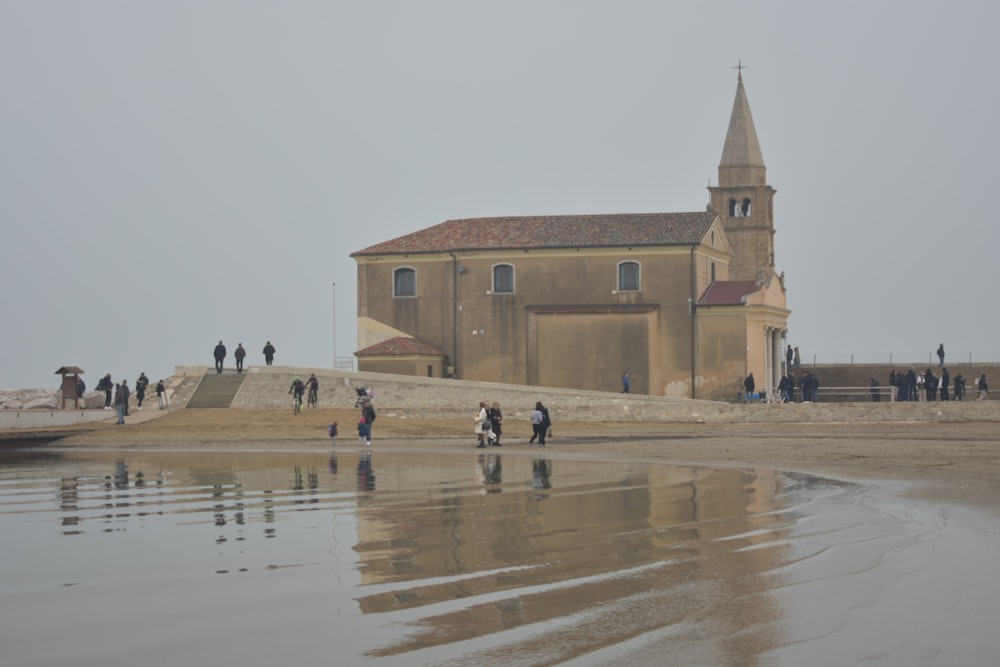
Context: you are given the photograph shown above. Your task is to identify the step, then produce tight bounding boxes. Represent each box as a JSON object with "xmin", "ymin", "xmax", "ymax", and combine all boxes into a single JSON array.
[{"xmin": 186, "ymin": 373, "xmax": 247, "ymax": 409}]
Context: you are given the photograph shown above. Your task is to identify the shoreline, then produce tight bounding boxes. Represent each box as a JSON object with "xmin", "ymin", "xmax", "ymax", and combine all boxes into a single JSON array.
[{"xmin": 18, "ymin": 407, "xmax": 1000, "ymax": 518}]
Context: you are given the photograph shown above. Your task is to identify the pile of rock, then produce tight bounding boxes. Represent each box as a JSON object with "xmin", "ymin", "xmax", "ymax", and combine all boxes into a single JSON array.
[{"xmin": 0, "ymin": 389, "xmax": 106, "ymax": 410}]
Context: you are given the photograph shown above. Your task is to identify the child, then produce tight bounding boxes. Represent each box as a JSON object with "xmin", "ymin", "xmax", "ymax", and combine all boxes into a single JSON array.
[
  {"xmin": 358, "ymin": 418, "xmax": 370, "ymax": 446},
  {"xmin": 327, "ymin": 421, "xmax": 338, "ymax": 446}
]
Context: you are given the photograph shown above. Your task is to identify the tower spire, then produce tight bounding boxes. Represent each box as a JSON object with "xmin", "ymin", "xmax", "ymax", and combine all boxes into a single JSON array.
[
  {"xmin": 708, "ymin": 71, "xmax": 777, "ymax": 281},
  {"xmin": 719, "ymin": 68, "xmax": 766, "ymax": 187}
]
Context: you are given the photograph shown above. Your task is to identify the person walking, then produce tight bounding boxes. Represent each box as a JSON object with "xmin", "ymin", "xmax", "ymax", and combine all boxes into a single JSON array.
[
  {"xmin": 156, "ymin": 379, "xmax": 167, "ymax": 409},
  {"xmin": 954, "ymin": 374, "xmax": 966, "ymax": 401},
  {"xmin": 362, "ymin": 401, "xmax": 376, "ymax": 445},
  {"xmin": 327, "ymin": 421, "xmax": 338, "ymax": 446},
  {"xmin": 489, "ymin": 402, "xmax": 503, "ymax": 446},
  {"xmin": 743, "ymin": 373, "xmax": 755, "ymax": 403},
  {"xmin": 977, "ymin": 374, "xmax": 988, "ymax": 401},
  {"xmin": 113, "ymin": 382, "xmax": 125, "ymax": 424},
  {"xmin": 263, "ymin": 341, "xmax": 276, "ymax": 366},
  {"xmin": 234, "ymin": 343, "xmax": 247, "ymax": 373},
  {"xmin": 98, "ymin": 373, "xmax": 113, "ymax": 409},
  {"xmin": 121, "ymin": 379, "xmax": 130, "ymax": 416},
  {"xmin": 869, "ymin": 377, "xmax": 881, "ymax": 402},
  {"xmin": 621, "ymin": 372, "xmax": 630, "ymax": 394},
  {"xmin": 135, "ymin": 372, "xmax": 149, "ymax": 410},
  {"xmin": 529, "ymin": 402, "xmax": 547, "ymax": 446},
  {"xmin": 474, "ymin": 401, "xmax": 490, "ymax": 448},
  {"xmin": 357, "ymin": 418, "xmax": 369, "ymax": 446},
  {"xmin": 937, "ymin": 343, "xmax": 945, "ymax": 368},
  {"xmin": 213, "ymin": 340, "xmax": 227, "ymax": 373}
]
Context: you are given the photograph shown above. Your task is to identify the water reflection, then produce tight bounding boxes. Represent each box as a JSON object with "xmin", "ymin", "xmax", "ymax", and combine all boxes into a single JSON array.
[
  {"xmin": 478, "ymin": 453, "xmax": 502, "ymax": 493},
  {"xmin": 357, "ymin": 450, "xmax": 376, "ymax": 491},
  {"xmin": 0, "ymin": 447, "xmax": 879, "ymax": 666}
]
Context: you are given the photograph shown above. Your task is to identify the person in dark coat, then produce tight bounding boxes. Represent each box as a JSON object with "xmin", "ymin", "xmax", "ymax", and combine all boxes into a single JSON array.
[
  {"xmin": 743, "ymin": 373, "xmax": 755, "ymax": 403},
  {"xmin": 940, "ymin": 368, "xmax": 950, "ymax": 401},
  {"xmin": 937, "ymin": 343, "xmax": 945, "ymax": 368},
  {"xmin": 98, "ymin": 373, "xmax": 113, "ymax": 409},
  {"xmin": 488, "ymin": 402, "xmax": 503, "ymax": 446},
  {"xmin": 234, "ymin": 343, "xmax": 247, "ymax": 373},
  {"xmin": 263, "ymin": 341, "xmax": 276, "ymax": 366},
  {"xmin": 213, "ymin": 341, "xmax": 227, "ymax": 373},
  {"xmin": 114, "ymin": 383, "xmax": 125, "ymax": 424},
  {"xmin": 135, "ymin": 372, "xmax": 149, "ymax": 409}
]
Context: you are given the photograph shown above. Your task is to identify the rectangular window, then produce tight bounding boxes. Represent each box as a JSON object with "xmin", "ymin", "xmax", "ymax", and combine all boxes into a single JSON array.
[
  {"xmin": 393, "ymin": 267, "xmax": 416, "ymax": 297},
  {"xmin": 618, "ymin": 261, "xmax": 640, "ymax": 291},
  {"xmin": 493, "ymin": 264, "xmax": 514, "ymax": 293}
]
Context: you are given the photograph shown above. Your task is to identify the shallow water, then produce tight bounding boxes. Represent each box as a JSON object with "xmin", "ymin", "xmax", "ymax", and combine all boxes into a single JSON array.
[{"xmin": 1, "ymin": 445, "xmax": 997, "ymax": 666}]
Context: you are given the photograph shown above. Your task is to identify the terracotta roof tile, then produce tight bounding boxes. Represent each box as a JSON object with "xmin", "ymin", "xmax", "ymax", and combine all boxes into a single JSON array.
[
  {"xmin": 698, "ymin": 280, "xmax": 759, "ymax": 306},
  {"xmin": 352, "ymin": 211, "xmax": 718, "ymax": 256},
  {"xmin": 355, "ymin": 337, "xmax": 446, "ymax": 358}
]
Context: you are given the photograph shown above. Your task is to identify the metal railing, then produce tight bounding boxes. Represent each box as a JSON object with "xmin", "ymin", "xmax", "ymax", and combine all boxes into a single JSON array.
[{"xmin": 794, "ymin": 352, "xmax": 992, "ymax": 367}]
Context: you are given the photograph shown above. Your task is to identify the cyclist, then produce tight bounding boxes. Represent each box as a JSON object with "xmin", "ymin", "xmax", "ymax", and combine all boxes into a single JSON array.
[
  {"xmin": 306, "ymin": 373, "xmax": 319, "ymax": 408},
  {"xmin": 289, "ymin": 377, "xmax": 305, "ymax": 414}
]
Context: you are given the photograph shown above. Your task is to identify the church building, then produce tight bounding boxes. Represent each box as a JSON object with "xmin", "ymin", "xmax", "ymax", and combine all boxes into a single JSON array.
[{"xmin": 351, "ymin": 74, "xmax": 789, "ymax": 400}]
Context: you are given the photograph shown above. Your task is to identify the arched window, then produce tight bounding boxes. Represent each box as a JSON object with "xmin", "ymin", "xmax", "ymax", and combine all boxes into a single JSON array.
[
  {"xmin": 741, "ymin": 198, "xmax": 751, "ymax": 216},
  {"xmin": 729, "ymin": 199, "xmax": 740, "ymax": 217},
  {"xmin": 393, "ymin": 267, "xmax": 416, "ymax": 297},
  {"xmin": 618, "ymin": 260, "xmax": 640, "ymax": 291},
  {"xmin": 492, "ymin": 263, "xmax": 514, "ymax": 293}
]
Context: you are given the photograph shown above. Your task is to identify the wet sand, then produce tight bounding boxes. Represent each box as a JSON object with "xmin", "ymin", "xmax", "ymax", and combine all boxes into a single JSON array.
[
  {"xmin": 14, "ymin": 407, "xmax": 1000, "ymax": 664},
  {"xmin": 49, "ymin": 407, "xmax": 1000, "ymax": 515}
]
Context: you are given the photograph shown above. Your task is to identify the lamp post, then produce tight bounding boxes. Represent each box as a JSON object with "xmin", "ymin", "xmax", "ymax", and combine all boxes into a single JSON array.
[{"xmin": 333, "ymin": 283, "xmax": 337, "ymax": 369}]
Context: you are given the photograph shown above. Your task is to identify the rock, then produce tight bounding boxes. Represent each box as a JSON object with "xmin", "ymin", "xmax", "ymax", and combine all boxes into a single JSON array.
[{"xmin": 24, "ymin": 394, "xmax": 59, "ymax": 410}]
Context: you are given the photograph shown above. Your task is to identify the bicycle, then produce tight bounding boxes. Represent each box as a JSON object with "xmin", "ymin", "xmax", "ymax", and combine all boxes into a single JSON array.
[
  {"xmin": 293, "ymin": 392, "xmax": 303, "ymax": 415},
  {"xmin": 307, "ymin": 388, "xmax": 318, "ymax": 409}
]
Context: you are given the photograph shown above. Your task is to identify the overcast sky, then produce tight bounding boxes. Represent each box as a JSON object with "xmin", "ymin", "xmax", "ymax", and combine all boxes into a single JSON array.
[{"xmin": 3, "ymin": 1, "xmax": 998, "ymax": 390}]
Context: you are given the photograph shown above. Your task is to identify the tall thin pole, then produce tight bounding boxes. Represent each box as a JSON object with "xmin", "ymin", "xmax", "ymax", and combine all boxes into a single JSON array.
[{"xmin": 333, "ymin": 283, "xmax": 337, "ymax": 368}]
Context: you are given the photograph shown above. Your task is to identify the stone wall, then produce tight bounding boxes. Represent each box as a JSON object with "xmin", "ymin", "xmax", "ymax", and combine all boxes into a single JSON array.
[{"xmin": 172, "ymin": 365, "xmax": 1000, "ymax": 424}]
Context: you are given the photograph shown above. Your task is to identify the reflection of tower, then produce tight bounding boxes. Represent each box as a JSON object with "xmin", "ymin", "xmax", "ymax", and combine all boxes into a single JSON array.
[
  {"xmin": 357, "ymin": 451, "xmax": 375, "ymax": 492},
  {"xmin": 532, "ymin": 458, "xmax": 552, "ymax": 490}
]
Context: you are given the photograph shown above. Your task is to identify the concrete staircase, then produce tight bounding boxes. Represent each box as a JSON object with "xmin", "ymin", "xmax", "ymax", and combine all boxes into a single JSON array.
[{"xmin": 186, "ymin": 373, "xmax": 247, "ymax": 408}]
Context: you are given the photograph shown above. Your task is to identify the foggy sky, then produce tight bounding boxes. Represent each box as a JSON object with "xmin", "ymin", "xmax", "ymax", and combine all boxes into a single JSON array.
[{"xmin": 2, "ymin": 1, "xmax": 998, "ymax": 390}]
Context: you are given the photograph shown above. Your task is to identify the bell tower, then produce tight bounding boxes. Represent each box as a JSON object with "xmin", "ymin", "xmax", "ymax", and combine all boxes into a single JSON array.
[{"xmin": 708, "ymin": 70, "xmax": 776, "ymax": 282}]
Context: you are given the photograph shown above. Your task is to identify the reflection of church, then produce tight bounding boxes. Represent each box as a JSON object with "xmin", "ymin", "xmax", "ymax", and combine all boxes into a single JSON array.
[{"xmin": 352, "ymin": 73, "xmax": 789, "ymax": 400}]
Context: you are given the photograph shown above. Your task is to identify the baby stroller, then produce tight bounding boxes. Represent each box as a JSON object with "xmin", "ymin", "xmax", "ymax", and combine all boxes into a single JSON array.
[{"xmin": 354, "ymin": 386, "xmax": 374, "ymax": 408}]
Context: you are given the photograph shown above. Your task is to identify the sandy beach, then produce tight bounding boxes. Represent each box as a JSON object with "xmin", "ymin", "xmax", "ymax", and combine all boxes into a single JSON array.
[
  {"xmin": 7, "ymin": 404, "xmax": 1000, "ymax": 665},
  {"xmin": 47, "ymin": 406, "xmax": 1000, "ymax": 515}
]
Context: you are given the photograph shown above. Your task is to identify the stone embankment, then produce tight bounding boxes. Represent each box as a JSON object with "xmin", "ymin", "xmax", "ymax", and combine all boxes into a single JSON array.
[{"xmin": 168, "ymin": 365, "xmax": 1000, "ymax": 425}]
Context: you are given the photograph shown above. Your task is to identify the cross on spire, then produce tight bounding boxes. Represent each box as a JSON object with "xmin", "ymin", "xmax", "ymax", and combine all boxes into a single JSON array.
[{"xmin": 733, "ymin": 60, "xmax": 747, "ymax": 80}]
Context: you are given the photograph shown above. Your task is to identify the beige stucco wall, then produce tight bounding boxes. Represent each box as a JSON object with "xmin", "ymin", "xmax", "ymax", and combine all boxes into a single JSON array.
[{"xmin": 354, "ymin": 225, "xmax": 787, "ymax": 399}]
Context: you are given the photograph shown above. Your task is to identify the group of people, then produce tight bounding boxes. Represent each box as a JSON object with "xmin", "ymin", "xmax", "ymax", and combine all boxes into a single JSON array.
[
  {"xmin": 473, "ymin": 400, "xmax": 552, "ymax": 448},
  {"xmin": 213, "ymin": 340, "xmax": 277, "ymax": 374},
  {"xmin": 326, "ymin": 389, "xmax": 376, "ymax": 447},
  {"xmin": 474, "ymin": 401, "xmax": 506, "ymax": 447},
  {"xmin": 886, "ymin": 368, "xmax": 987, "ymax": 402},
  {"xmin": 288, "ymin": 373, "xmax": 320, "ymax": 410},
  {"xmin": 739, "ymin": 370, "xmax": 821, "ymax": 403},
  {"xmin": 785, "ymin": 345, "xmax": 802, "ymax": 370},
  {"xmin": 94, "ymin": 372, "xmax": 167, "ymax": 424}
]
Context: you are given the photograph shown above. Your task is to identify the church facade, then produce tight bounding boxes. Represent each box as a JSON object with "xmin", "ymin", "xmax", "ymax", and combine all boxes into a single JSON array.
[{"xmin": 351, "ymin": 74, "xmax": 789, "ymax": 400}]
